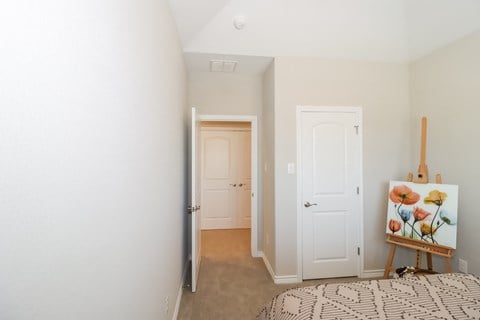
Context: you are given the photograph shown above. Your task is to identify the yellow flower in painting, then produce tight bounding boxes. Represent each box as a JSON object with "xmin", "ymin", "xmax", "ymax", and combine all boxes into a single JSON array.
[
  {"xmin": 424, "ymin": 190, "xmax": 447, "ymax": 206},
  {"xmin": 420, "ymin": 222, "xmax": 436, "ymax": 236}
]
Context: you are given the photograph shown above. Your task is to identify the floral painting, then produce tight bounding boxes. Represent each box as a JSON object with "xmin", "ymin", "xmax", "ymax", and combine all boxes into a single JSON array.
[{"xmin": 386, "ymin": 181, "xmax": 459, "ymax": 249}]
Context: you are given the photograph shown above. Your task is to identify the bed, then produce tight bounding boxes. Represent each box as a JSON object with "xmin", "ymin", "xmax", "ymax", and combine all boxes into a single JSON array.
[{"xmin": 257, "ymin": 273, "xmax": 480, "ymax": 319}]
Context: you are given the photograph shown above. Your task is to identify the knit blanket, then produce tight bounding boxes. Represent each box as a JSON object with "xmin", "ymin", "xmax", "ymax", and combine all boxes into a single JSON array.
[{"xmin": 257, "ymin": 273, "xmax": 480, "ymax": 319}]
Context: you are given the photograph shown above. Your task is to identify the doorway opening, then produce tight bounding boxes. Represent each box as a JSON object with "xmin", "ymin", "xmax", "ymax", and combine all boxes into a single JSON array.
[{"xmin": 198, "ymin": 115, "xmax": 258, "ymax": 258}]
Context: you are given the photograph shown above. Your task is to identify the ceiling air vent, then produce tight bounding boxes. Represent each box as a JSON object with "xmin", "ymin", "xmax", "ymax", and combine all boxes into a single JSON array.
[{"xmin": 209, "ymin": 60, "xmax": 238, "ymax": 73}]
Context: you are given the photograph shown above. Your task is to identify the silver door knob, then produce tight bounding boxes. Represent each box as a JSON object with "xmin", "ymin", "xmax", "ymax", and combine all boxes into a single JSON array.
[{"xmin": 304, "ymin": 201, "xmax": 317, "ymax": 208}]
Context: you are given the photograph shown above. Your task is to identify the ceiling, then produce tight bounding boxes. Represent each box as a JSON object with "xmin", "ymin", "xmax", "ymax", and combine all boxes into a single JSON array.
[{"xmin": 169, "ymin": 0, "xmax": 480, "ymax": 75}]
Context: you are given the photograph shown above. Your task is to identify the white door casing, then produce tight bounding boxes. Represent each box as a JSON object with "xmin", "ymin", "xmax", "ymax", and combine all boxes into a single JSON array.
[
  {"xmin": 200, "ymin": 128, "xmax": 251, "ymax": 229},
  {"xmin": 236, "ymin": 130, "xmax": 252, "ymax": 228},
  {"xmin": 297, "ymin": 106, "xmax": 363, "ymax": 280},
  {"xmin": 190, "ymin": 107, "xmax": 201, "ymax": 292}
]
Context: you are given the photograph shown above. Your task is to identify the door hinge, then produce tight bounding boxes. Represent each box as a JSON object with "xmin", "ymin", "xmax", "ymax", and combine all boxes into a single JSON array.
[
  {"xmin": 357, "ymin": 247, "xmax": 360, "ymax": 256},
  {"xmin": 354, "ymin": 125, "xmax": 359, "ymax": 135},
  {"xmin": 251, "ymin": 192, "xmax": 254, "ymax": 197},
  {"xmin": 356, "ymin": 186, "xmax": 360, "ymax": 195}
]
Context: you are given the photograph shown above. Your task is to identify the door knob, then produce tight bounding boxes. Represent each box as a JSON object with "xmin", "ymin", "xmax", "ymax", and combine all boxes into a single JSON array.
[
  {"xmin": 304, "ymin": 201, "xmax": 317, "ymax": 208},
  {"xmin": 239, "ymin": 183, "xmax": 244, "ymax": 187},
  {"xmin": 230, "ymin": 183, "xmax": 237, "ymax": 187}
]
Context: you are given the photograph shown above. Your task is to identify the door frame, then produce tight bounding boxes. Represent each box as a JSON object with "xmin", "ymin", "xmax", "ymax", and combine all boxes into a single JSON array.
[
  {"xmin": 198, "ymin": 114, "xmax": 259, "ymax": 257},
  {"xmin": 296, "ymin": 106, "xmax": 364, "ymax": 281}
]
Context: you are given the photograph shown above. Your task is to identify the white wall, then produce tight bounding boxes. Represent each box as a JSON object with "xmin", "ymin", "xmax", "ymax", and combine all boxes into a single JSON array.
[
  {"xmin": 0, "ymin": 1, "xmax": 187, "ymax": 319},
  {"xmin": 410, "ymin": 30, "xmax": 480, "ymax": 274},
  {"xmin": 273, "ymin": 57, "xmax": 411, "ymax": 275}
]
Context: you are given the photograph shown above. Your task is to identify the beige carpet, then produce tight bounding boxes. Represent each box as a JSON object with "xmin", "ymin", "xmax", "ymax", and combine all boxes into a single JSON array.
[{"xmin": 177, "ymin": 229, "xmax": 361, "ymax": 320}]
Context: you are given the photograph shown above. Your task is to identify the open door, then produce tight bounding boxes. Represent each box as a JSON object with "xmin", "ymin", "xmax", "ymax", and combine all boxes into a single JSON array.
[{"xmin": 189, "ymin": 107, "xmax": 201, "ymax": 292}]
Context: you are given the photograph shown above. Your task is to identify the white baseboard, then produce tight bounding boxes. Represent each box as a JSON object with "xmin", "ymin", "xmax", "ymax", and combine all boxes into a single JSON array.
[
  {"xmin": 172, "ymin": 259, "xmax": 189, "ymax": 320},
  {"xmin": 360, "ymin": 269, "xmax": 384, "ymax": 278},
  {"xmin": 262, "ymin": 253, "xmax": 384, "ymax": 283},
  {"xmin": 261, "ymin": 253, "xmax": 275, "ymax": 280},
  {"xmin": 252, "ymin": 250, "xmax": 263, "ymax": 258},
  {"xmin": 273, "ymin": 274, "xmax": 299, "ymax": 284},
  {"xmin": 262, "ymin": 253, "xmax": 300, "ymax": 284}
]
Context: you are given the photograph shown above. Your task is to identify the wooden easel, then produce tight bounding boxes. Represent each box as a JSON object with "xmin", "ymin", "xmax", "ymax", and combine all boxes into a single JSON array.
[{"xmin": 383, "ymin": 117, "xmax": 454, "ymax": 279}]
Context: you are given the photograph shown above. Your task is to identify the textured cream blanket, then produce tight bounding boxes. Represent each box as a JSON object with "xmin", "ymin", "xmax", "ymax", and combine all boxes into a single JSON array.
[{"xmin": 257, "ymin": 273, "xmax": 480, "ymax": 319}]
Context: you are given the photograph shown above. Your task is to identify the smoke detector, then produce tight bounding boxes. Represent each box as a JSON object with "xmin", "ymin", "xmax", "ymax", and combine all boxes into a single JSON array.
[{"xmin": 233, "ymin": 14, "xmax": 246, "ymax": 30}]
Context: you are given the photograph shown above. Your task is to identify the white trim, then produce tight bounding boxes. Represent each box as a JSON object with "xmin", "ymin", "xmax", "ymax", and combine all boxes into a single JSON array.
[
  {"xmin": 296, "ymin": 106, "xmax": 364, "ymax": 281},
  {"xmin": 273, "ymin": 275, "xmax": 300, "ymax": 284},
  {"xmin": 262, "ymin": 253, "xmax": 300, "ymax": 284},
  {"xmin": 296, "ymin": 109, "xmax": 303, "ymax": 282},
  {"xmin": 252, "ymin": 250, "xmax": 263, "ymax": 258},
  {"xmin": 197, "ymin": 114, "xmax": 259, "ymax": 257},
  {"xmin": 359, "ymin": 269, "xmax": 385, "ymax": 279},
  {"xmin": 172, "ymin": 259, "xmax": 189, "ymax": 320},
  {"xmin": 262, "ymin": 252, "xmax": 275, "ymax": 280},
  {"xmin": 201, "ymin": 126, "xmax": 251, "ymax": 132},
  {"xmin": 198, "ymin": 114, "xmax": 256, "ymax": 122},
  {"xmin": 357, "ymin": 115, "xmax": 365, "ymax": 281}
]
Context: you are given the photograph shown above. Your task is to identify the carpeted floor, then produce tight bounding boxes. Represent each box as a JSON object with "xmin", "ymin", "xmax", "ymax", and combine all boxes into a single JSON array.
[{"xmin": 177, "ymin": 229, "xmax": 361, "ymax": 320}]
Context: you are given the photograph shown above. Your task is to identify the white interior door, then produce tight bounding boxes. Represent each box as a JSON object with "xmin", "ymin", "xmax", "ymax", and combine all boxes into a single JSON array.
[
  {"xmin": 201, "ymin": 130, "xmax": 236, "ymax": 229},
  {"xmin": 190, "ymin": 107, "xmax": 201, "ymax": 292},
  {"xmin": 200, "ymin": 128, "xmax": 251, "ymax": 230},
  {"xmin": 300, "ymin": 107, "xmax": 362, "ymax": 280}
]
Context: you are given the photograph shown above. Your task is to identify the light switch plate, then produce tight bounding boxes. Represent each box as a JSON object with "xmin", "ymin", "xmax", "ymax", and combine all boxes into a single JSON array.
[{"xmin": 287, "ymin": 163, "xmax": 295, "ymax": 174}]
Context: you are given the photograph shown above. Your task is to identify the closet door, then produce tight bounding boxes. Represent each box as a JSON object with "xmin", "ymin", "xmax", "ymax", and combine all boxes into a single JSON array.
[
  {"xmin": 200, "ymin": 131, "xmax": 237, "ymax": 229},
  {"xmin": 200, "ymin": 128, "xmax": 251, "ymax": 230}
]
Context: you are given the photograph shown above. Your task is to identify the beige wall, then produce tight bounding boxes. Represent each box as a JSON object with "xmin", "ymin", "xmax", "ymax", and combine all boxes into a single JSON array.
[
  {"xmin": 0, "ymin": 1, "xmax": 188, "ymax": 319},
  {"xmin": 273, "ymin": 57, "xmax": 411, "ymax": 275},
  {"xmin": 188, "ymin": 71, "xmax": 262, "ymax": 115},
  {"xmin": 262, "ymin": 62, "xmax": 276, "ymax": 269},
  {"xmin": 410, "ymin": 30, "xmax": 480, "ymax": 274}
]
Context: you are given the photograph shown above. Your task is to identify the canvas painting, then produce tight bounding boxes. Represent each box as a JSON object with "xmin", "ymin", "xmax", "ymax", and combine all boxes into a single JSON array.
[{"xmin": 386, "ymin": 181, "xmax": 459, "ymax": 249}]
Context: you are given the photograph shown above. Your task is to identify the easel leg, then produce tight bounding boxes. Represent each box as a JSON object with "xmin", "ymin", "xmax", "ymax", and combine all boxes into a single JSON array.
[
  {"xmin": 426, "ymin": 252, "xmax": 433, "ymax": 272},
  {"xmin": 384, "ymin": 244, "xmax": 396, "ymax": 279},
  {"xmin": 416, "ymin": 250, "xmax": 422, "ymax": 269}
]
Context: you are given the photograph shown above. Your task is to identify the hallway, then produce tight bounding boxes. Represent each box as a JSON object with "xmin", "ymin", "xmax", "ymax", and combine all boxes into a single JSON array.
[
  {"xmin": 177, "ymin": 229, "xmax": 280, "ymax": 319},
  {"xmin": 177, "ymin": 229, "xmax": 360, "ymax": 319}
]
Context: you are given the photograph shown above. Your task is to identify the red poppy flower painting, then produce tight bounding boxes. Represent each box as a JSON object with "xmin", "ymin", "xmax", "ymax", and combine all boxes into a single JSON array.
[{"xmin": 385, "ymin": 181, "xmax": 459, "ymax": 248}]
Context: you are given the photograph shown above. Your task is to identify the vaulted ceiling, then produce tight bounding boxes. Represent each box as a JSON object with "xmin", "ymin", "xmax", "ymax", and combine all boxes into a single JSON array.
[{"xmin": 169, "ymin": 0, "xmax": 480, "ymax": 73}]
